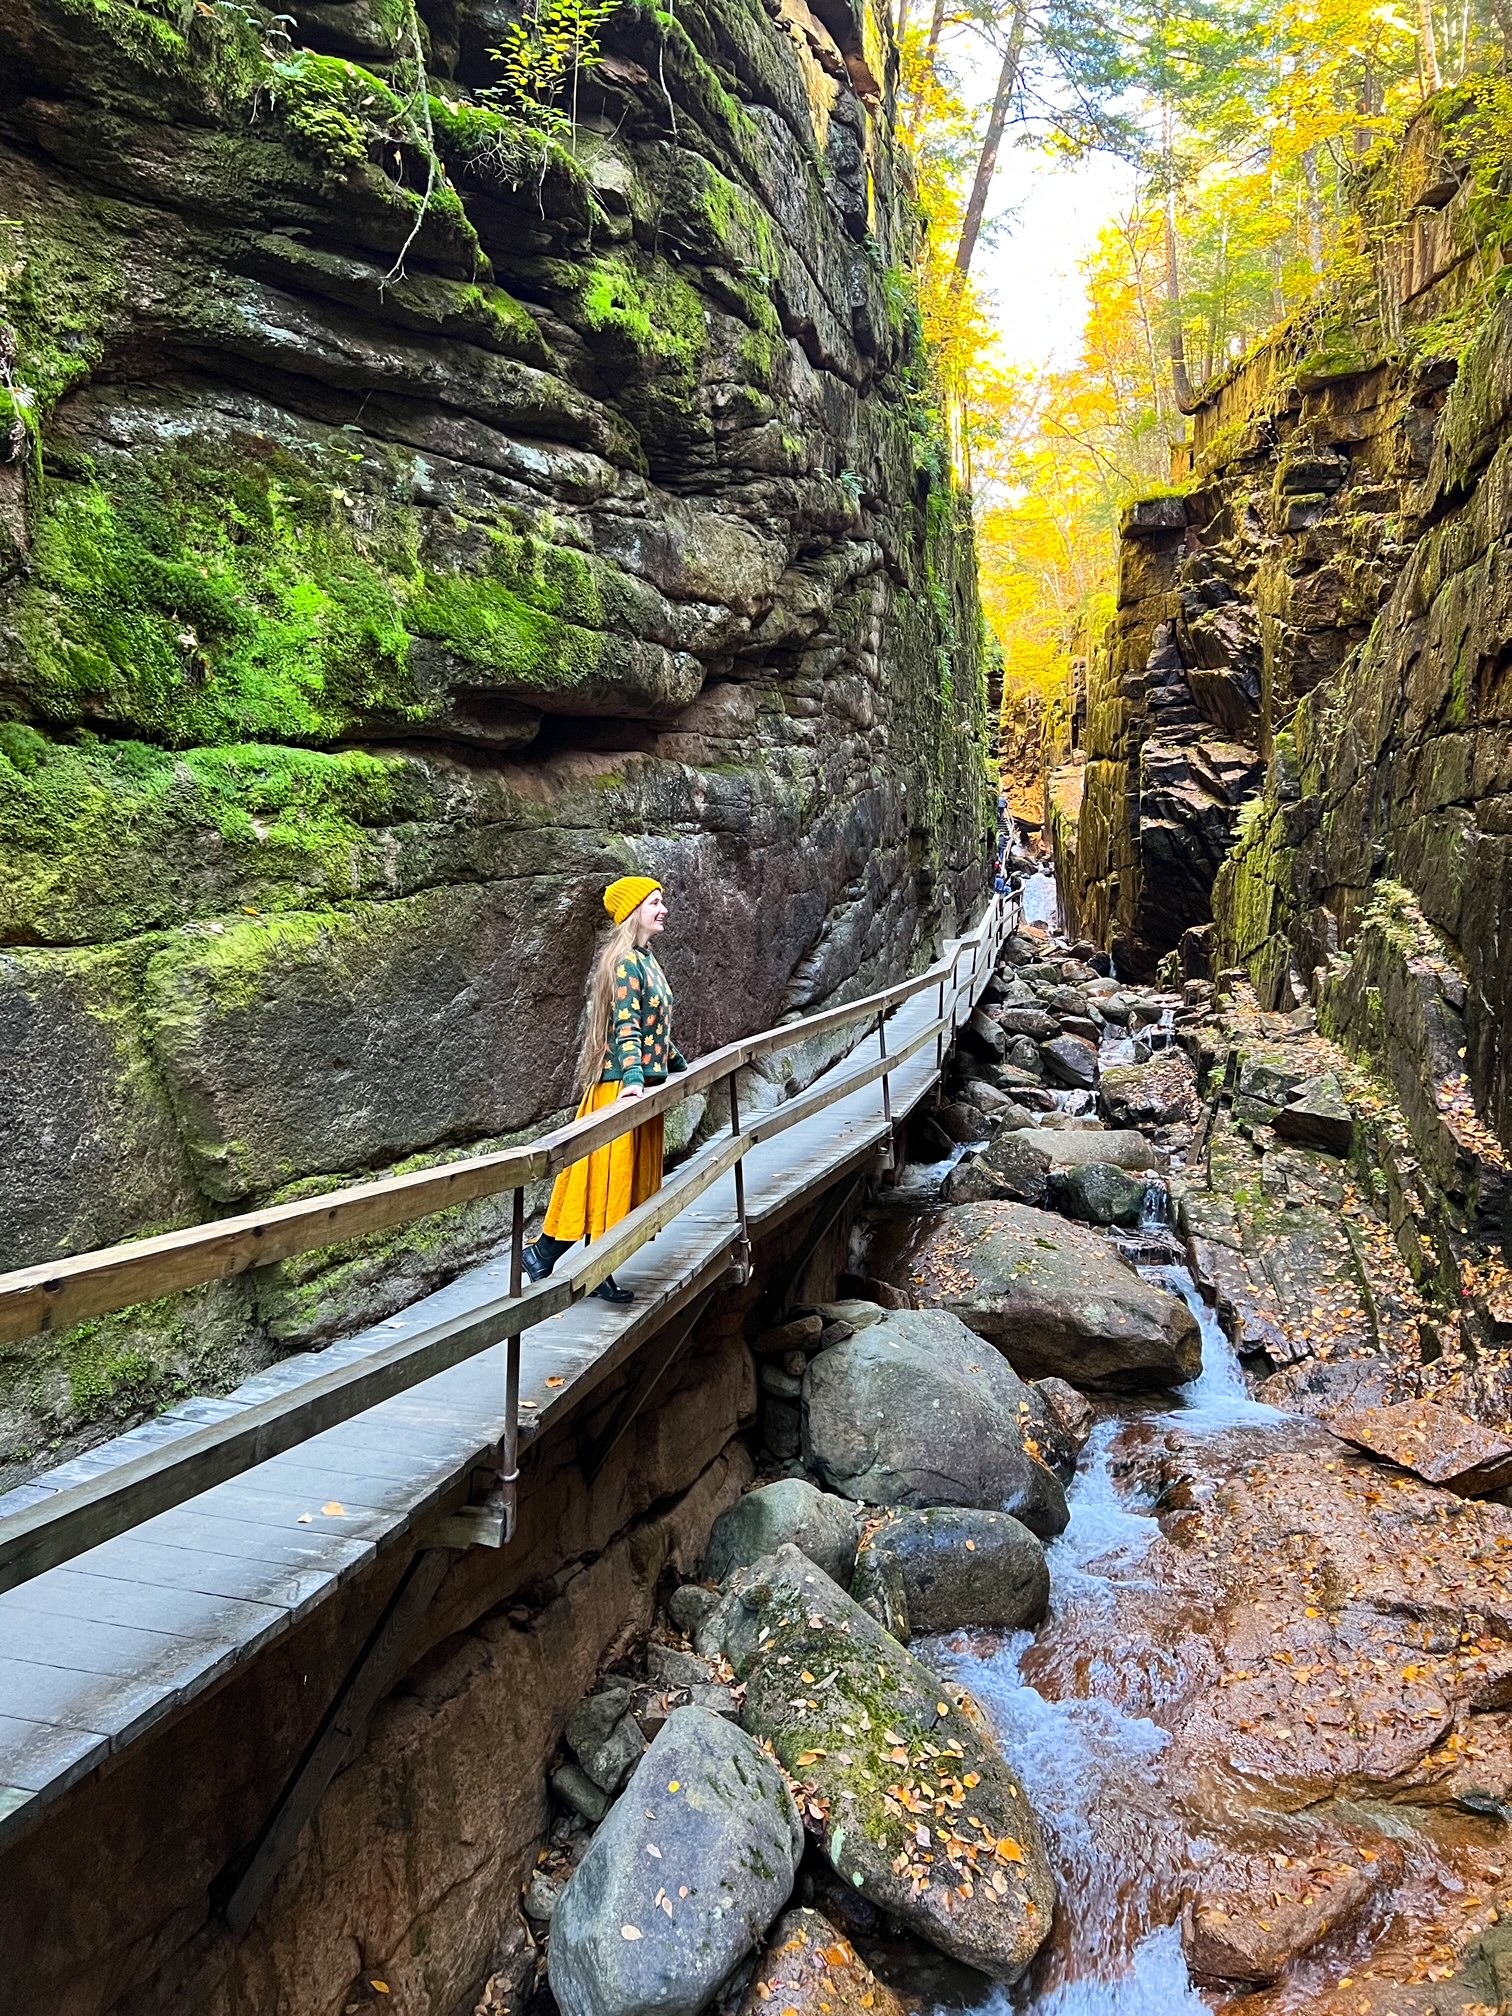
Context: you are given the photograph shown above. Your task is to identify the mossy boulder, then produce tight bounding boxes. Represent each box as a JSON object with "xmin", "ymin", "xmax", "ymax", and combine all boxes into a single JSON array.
[{"xmin": 705, "ymin": 1546, "xmax": 1056, "ymax": 1984}]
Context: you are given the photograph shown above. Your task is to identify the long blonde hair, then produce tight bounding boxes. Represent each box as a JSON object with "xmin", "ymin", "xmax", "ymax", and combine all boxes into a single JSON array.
[{"xmin": 574, "ymin": 914, "xmax": 642, "ymax": 1096}]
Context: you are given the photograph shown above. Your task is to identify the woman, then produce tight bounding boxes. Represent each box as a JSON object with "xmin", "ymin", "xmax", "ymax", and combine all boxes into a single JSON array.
[{"xmin": 522, "ymin": 875, "xmax": 686, "ymax": 1304}]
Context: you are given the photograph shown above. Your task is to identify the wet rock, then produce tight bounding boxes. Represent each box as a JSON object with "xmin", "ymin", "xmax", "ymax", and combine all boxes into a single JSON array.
[
  {"xmin": 1329, "ymin": 1398, "xmax": 1512, "ymax": 1496},
  {"xmin": 524, "ymin": 1867, "xmax": 568, "ymax": 1923},
  {"xmin": 548, "ymin": 1706, "xmax": 803, "ymax": 2016},
  {"xmin": 801, "ymin": 1306, "xmax": 1069, "ymax": 1536},
  {"xmin": 1039, "ymin": 1033, "xmax": 1099, "ymax": 1089},
  {"xmin": 942, "ymin": 1134, "xmax": 1051, "ymax": 1208},
  {"xmin": 646, "ymin": 1644, "xmax": 719, "ymax": 1691},
  {"xmin": 1272, "ymin": 1072, "xmax": 1355, "ymax": 1156},
  {"xmin": 1005, "ymin": 1037, "xmax": 1046, "ymax": 1077},
  {"xmin": 1059, "ymin": 1014, "xmax": 1102, "ymax": 1044},
  {"xmin": 1255, "ymin": 1354, "xmax": 1409, "ymax": 1419},
  {"xmin": 709, "ymin": 1547, "xmax": 1056, "ymax": 1983},
  {"xmin": 1100, "ymin": 1048, "xmax": 1200, "ymax": 1128},
  {"xmin": 859, "ymin": 1508, "xmax": 1048, "ymax": 1636},
  {"xmin": 891, "ymin": 1203, "xmax": 1202, "ymax": 1389},
  {"xmin": 1035, "ymin": 1376, "xmax": 1094, "ymax": 1451},
  {"xmin": 1182, "ymin": 1853, "xmax": 1384, "ymax": 1985},
  {"xmin": 1008, "ymin": 1127, "xmax": 1165, "ymax": 1173},
  {"xmin": 736, "ymin": 1908, "xmax": 908, "ymax": 2016},
  {"xmin": 1049, "ymin": 1160, "xmax": 1150, "ymax": 1228},
  {"xmin": 703, "ymin": 1479, "xmax": 860, "ymax": 1586}
]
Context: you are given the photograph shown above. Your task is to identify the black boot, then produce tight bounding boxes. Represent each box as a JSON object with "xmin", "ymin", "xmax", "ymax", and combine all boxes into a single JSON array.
[
  {"xmin": 593, "ymin": 1276, "xmax": 635, "ymax": 1305},
  {"xmin": 522, "ymin": 1233, "xmax": 571, "ymax": 1283}
]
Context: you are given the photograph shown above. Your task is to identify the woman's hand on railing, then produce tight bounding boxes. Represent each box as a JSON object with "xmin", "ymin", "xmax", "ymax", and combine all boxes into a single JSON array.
[{"xmin": 620, "ymin": 1085, "xmax": 644, "ymax": 1101}]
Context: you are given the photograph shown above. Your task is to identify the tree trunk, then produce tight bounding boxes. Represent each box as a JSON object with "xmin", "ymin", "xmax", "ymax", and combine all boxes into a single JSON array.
[
  {"xmin": 1418, "ymin": 0, "xmax": 1442, "ymax": 90},
  {"xmin": 896, "ymin": 0, "xmax": 913, "ymax": 40},
  {"xmin": 951, "ymin": 3, "xmax": 1027, "ymax": 286},
  {"xmin": 1163, "ymin": 181, "xmax": 1198, "ymax": 414},
  {"xmin": 925, "ymin": 0, "xmax": 948, "ymax": 60}
]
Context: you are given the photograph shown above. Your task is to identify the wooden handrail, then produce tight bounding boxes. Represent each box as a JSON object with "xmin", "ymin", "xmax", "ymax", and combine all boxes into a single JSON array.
[
  {"xmin": 0, "ymin": 921, "xmax": 994, "ymax": 1347},
  {"xmin": 0, "ymin": 895, "xmax": 1012, "ymax": 1592}
]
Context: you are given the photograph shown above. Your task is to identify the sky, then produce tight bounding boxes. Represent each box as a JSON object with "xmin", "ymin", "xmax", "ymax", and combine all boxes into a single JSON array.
[{"xmin": 944, "ymin": 28, "xmax": 1141, "ymax": 375}]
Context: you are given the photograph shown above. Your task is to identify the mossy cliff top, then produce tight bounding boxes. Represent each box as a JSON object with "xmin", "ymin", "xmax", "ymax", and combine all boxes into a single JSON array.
[{"xmin": 0, "ymin": 0, "xmax": 993, "ymax": 1475}]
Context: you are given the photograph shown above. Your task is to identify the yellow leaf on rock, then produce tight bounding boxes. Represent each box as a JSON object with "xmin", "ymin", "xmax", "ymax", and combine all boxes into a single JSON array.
[{"xmin": 322, "ymin": 1502, "xmax": 346, "ymax": 1517}]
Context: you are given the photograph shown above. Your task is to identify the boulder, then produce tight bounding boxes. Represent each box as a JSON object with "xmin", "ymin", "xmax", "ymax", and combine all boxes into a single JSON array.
[
  {"xmin": 962, "ymin": 1077, "xmax": 1016, "ymax": 1114},
  {"xmin": 858, "ymin": 1508, "xmax": 1048, "ymax": 1636},
  {"xmin": 1009, "ymin": 1127, "xmax": 1165, "ymax": 1173},
  {"xmin": 1039, "ymin": 1033, "xmax": 1098, "ymax": 1089},
  {"xmin": 1035, "ymin": 1376, "xmax": 1094, "ymax": 1452},
  {"xmin": 1328, "ymin": 1399, "xmax": 1512, "ymax": 1497},
  {"xmin": 962, "ymin": 1008, "xmax": 1007, "ymax": 1060},
  {"xmin": 942, "ymin": 1133, "xmax": 1050, "ymax": 1209},
  {"xmin": 1272, "ymin": 1073, "xmax": 1354, "ymax": 1156},
  {"xmin": 549, "ymin": 1706, "xmax": 804, "ymax": 2016},
  {"xmin": 703, "ymin": 1479, "xmax": 859, "ymax": 1585},
  {"xmin": 566, "ymin": 1682, "xmax": 646, "ymax": 1794},
  {"xmin": 1100, "ymin": 1048, "xmax": 1200, "ymax": 1128},
  {"xmin": 737, "ymin": 1909, "xmax": 908, "ymax": 2016},
  {"xmin": 1005, "ymin": 1038, "xmax": 1045, "ymax": 1077},
  {"xmin": 890, "ymin": 1203, "xmax": 1202, "ymax": 1389},
  {"xmin": 1049, "ymin": 1160, "xmax": 1150, "ymax": 1228},
  {"xmin": 709, "ymin": 1547, "xmax": 1056, "ymax": 1983},
  {"xmin": 936, "ymin": 1099, "xmax": 990, "ymax": 1144},
  {"xmin": 802, "ymin": 1307, "xmax": 1069, "ymax": 1535},
  {"xmin": 998, "ymin": 1008, "xmax": 1059, "ymax": 1041},
  {"xmin": 850, "ymin": 1544, "xmax": 911, "ymax": 1638}
]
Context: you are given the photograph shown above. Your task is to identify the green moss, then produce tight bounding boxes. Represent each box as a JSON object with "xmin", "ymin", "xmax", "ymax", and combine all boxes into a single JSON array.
[
  {"xmin": 14, "ymin": 432, "xmax": 424, "ymax": 743},
  {"xmin": 0, "ymin": 732, "xmax": 425, "ymax": 940}
]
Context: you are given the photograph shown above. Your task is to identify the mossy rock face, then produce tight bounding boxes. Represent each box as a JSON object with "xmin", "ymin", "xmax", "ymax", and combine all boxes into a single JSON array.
[
  {"xmin": 0, "ymin": 0, "xmax": 995, "ymax": 1467},
  {"xmin": 704, "ymin": 1545, "xmax": 1056, "ymax": 1984}
]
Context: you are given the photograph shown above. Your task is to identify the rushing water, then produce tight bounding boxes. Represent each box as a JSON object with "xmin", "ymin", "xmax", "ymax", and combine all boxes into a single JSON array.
[{"xmin": 926, "ymin": 1264, "xmax": 1288, "ymax": 2014}]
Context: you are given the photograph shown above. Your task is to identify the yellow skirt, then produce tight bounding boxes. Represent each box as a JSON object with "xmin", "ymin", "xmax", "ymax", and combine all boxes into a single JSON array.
[{"xmin": 543, "ymin": 1081, "xmax": 665, "ymax": 1244}]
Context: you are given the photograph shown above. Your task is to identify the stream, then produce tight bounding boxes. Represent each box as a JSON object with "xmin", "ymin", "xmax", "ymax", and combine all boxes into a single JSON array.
[{"xmin": 923, "ymin": 1275, "xmax": 1289, "ymax": 2013}]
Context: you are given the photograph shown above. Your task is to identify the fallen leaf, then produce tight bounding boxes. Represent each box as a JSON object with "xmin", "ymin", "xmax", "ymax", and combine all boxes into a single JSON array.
[
  {"xmin": 621, "ymin": 1925, "xmax": 644, "ymax": 1941},
  {"xmin": 545, "ymin": 1376, "xmax": 565, "ymax": 1389},
  {"xmin": 646, "ymin": 1843, "xmax": 662, "ymax": 1858},
  {"xmin": 322, "ymin": 1502, "xmax": 346, "ymax": 1517}
]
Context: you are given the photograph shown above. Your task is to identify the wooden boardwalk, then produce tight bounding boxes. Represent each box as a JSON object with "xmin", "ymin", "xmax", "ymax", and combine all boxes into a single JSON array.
[{"xmin": 0, "ymin": 904, "xmax": 1009, "ymax": 1848}]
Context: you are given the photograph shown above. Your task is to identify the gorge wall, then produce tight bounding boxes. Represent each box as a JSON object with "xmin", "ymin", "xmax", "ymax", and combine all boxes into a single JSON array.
[
  {"xmin": 0, "ymin": 0, "xmax": 993, "ymax": 1476},
  {"xmin": 1049, "ymin": 87, "xmax": 1511, "ymax": 1321}
]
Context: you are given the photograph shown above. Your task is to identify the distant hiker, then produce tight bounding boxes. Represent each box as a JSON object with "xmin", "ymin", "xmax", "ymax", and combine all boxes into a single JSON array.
[{"xmin": 522, "ymin": 874, "xmax": 686, "ymax": 1305}]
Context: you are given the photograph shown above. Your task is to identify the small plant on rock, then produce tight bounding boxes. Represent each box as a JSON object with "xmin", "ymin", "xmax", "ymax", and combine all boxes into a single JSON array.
[{"xmin": 488, "ymin": 0, "xmax": 623, "ymax": 148}]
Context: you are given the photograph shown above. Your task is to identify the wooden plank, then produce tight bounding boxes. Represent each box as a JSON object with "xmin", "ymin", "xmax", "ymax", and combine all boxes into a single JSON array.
[
  {"xmin": 0, "ymin": 1568, "xmax": 284, "ymax": 1644},
  {"xmin": 0, "ymin": 1714, "xmax": 111, "ymax": 1793},
  {"xmin": 0, "ymin": 1609, "xmax": 208, "ymax": 1679},
  {"xmin": 0, "ymin": 1657, "xmax": 173, "ymax": 1746},
  {"xmin": 51, "ymin": 1535, "xmax": 324, "ymax": 1617}
]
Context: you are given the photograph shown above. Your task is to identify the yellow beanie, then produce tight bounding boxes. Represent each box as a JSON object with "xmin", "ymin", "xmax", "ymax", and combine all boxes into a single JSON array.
[{"xmin": 604, "ymin": 874, "xmax": 661, "ymax": 925}]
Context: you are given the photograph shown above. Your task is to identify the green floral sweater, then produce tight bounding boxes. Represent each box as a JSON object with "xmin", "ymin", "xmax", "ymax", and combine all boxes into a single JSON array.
[{"xmin": 603, "ymin": 947, "xmax": 687, "ymax": 1089}]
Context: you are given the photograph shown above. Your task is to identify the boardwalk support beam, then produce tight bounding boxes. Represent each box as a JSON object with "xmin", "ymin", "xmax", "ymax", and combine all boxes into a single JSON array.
[
  {"xmin": 755, "ymin": 1172, "xmax": 865, "ymax": 1327},
  {"xmin": 218, "ymin": 1544, "xmax": 454, "ymax": 1937}
]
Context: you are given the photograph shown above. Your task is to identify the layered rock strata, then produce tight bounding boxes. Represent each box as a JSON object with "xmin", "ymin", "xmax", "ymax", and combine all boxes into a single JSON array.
[{"xmin": 0, "ymin": 0, "xmax": 992, "ymax": 1469}]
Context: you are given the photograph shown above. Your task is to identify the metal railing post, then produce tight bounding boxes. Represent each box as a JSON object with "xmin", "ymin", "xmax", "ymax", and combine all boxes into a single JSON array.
[
  {"xmin": 727, "ymin": 1072, "xmax": 751, "ymax": 1284},
  {"xmin": 500, "ymin": 1185, "xmax": 524, "ymax": 1542},
  {"xmin": 877, "ymin": 1009, "xmax": 892, "ymax": 1127}
]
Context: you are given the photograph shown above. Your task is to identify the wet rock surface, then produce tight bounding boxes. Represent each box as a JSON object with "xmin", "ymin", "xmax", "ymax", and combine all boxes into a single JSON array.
[
  {"xmin": 736, "ymin": 1908, "xmax": 907, "ymax": 2016},
  {"xmin": 856, "ymin": 1508, "xmax": 1049, "ymax": 1637}
]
